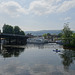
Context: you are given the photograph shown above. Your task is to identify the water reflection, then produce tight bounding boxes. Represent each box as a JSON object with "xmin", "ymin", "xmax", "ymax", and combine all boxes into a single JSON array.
[
  {"xmin": 26, "ymin": 43, "xmax": 45, "ymax": 49},
  {"xmin": 60, "ymin": 49, "xmax": 75, "ymax": 71},
  {"xmin": 26, "ymin": 43, "xmax": 61, "ymax": 49},
  {"xmin": 0, "ymin": 63, "xmax": 75, "ymax": 75},
  {"xmin": 0, "ymin": 43, "xmax": 75, "ymax": 75},
  {"xmin": 0, "ymin": 43, "xmax": 59, "ymax": 58},
  {"xmin": 0, "ymin": 44, "xmax": 25, "ymax": 58}
]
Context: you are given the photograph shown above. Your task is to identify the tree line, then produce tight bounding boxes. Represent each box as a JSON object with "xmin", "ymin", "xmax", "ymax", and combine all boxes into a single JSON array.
[{"xmin": 2, "ymin": 24, "xmax": 25, "ymax": 35}]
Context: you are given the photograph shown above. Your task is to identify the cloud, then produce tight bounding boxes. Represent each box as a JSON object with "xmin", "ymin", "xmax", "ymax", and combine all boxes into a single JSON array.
[
  {"xmin": 0, "ymin": 1, "xmax": 27, "ymax": 17},
  {"xmin": 57, "ymin": 0, "xmax": 75, "ymax": 13},
  {"xmin": 64, "ymin": 17, "xmax": 71, "ymax": 21},
  {"xmin": 28, "ymin": 0, "xmax": 60, "ymax": 15},
  {"xmin": 0, "ymin": 0, "xmax": 75, "ymax": 16},
  {"xmin": 28, "ymin": 0, "xmax": 75, "ymax": 15}
]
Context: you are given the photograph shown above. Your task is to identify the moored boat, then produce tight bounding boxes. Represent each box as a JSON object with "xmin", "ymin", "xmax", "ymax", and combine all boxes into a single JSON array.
[{"xmin": 27, "ymin": 37, "xmax": 48, "ymax": 44}]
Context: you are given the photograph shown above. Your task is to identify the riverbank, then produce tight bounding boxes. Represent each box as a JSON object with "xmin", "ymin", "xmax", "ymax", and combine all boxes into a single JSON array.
[{"xmin": 63, "ymin": 45, "xmax": 75, "ymax": 50}]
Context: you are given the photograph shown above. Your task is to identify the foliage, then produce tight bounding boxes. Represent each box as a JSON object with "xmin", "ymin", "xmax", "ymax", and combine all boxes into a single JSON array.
[
  {"xmin": 43, "ymin": 33, "xmax": 47, "ymax": 39},
  {"xmin": 70, "ymin": 33, "xmax": 75, "ymax": 47},
  {"xmin": 62, "ymin": 24, "xmax": 72, "ymax": 38},
  {"xmin": 13, "ymin": 26, "xmax": 21, "ymax": 34},
  {"xmin": 20, "ymin": 31, "xmax": 25, "ymax": 35},
  {"xmin": 47, "ymin": 33, "xmax": 51, "ymax": 36},
  {"xmin": 43, "ymin": 33, "xmax": 51, "ymax": 39},
  {"xmin": 13, "ymin": 26, "xmax": 25, "ymax": 35},
  {"xmin": 3, "ymin": 24, "xmax": 13, "ymax": 34},
  {"xmin": 62, "ymin": 23, "xmax": 75, "ymax": 47},
  {"xmin": 62, "ymin": 23, "xmax": 72, "ymax": 45},
  {"xmin": 2, "ymin": 24, "xmax": 25, "ymax": 35},
  {"xmin": 58, "ymin": 33, "xmax": 62, "ymax": 37}
]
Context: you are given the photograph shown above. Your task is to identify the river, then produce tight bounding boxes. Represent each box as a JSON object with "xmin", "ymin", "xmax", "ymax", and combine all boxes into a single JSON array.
[{"xmin": 0, "ymin": 43, "xmax": 75, "ymax": 75}]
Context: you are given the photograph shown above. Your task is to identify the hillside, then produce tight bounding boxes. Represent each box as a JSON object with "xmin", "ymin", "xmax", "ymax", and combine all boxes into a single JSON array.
[{"xmin": 25, "ymin": 30, "xmax": 62, "ymax": 35}]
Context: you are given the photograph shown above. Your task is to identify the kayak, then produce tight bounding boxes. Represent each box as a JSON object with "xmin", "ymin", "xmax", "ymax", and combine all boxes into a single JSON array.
[{"xmin": 53, "ymin": 49, "xmax": 61, "ymax": 52}]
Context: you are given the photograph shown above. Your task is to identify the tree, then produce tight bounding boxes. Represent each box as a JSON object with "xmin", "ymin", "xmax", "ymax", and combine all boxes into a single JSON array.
[
  {"xmin": 62, "ymin": 23, "xmax": 72, "ymax": 45},
  {"xmin": 58, "ymin": 33, "xmax": 62, "ymax": 37},
  {"xmin": 47, "ymin": 33, "xmax": 51, "ymax": 36},
  {"xmin": 19, "ymin": 30, "xmax": 25, "ymax": 35},
  {"xmin": 2, "ymin": 24, "xmax": 25, "ymax": 35},
  {"xmin": 3, "ymin": 24, "xmax": 13, "ymax": 34},
  {"xmin": 43, "ymin": 34, "xmax": 47, "ymax": 39},
  {"xmin": 62, "ymin": 24, "xmax": 72, "ymax": 38},
  {"xmin": 47, "ymin": 33, "xmax": 51, "ymax": 39},
  {"xmin": 43, "ymin": 33, "xmax": 51, "ymax": 39},
  {"xmin": 71, "ymin": 33, "xmax": 75, "ymax": 46},
  {"xmin": 13, "ymin": 26, "xmax": 21, "ymax": 35},
  {"xmin": 14, "ymin": 26, "xmax": 25, "ymax": 35}
]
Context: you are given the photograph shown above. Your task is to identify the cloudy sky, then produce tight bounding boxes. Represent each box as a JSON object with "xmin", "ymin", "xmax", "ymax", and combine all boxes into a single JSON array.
[{"xmin": 0, "ymin": 0, "xmax": 75, "ymax": 31}]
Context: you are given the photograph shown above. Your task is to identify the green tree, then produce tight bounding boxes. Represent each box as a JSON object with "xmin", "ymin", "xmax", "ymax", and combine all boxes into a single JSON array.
[
  {"xmin": 47, "ymin": 33, "xmax": 51, "ymax": 39},
  {"xmin": 2, "ymin": 24, "xmax": 25, "ymax": 35},
  {"xmin": 13, "ymin": 26, "xmax": 21, "ymax": 35},
  {"xmin": 3, "ymin": 24, "xmax": 13, "ymax": 34},
  {"xmin": 62, "ymin": 23, "xmax": 72, "ymax": 45},
  {"xmin": 43, "ymin": 34, "xmax": 47, "ymax": 39},
  {"xmin": 19, "ymin": 30, "xmax": 25, "ymax": 35},
  {"xmin": 71, "ymin": 33, "xmax": 75, "ymax": 46},
  {"xmin": 47, "ymin": 33, "xmax": 51, "ymax": 36},
  {"xmin": 43, "ymin": 33, "xmax": 51, "ymax": 39},
  {"xmin": 58, "ymin": 33, "xmax": 62, "ymax": 37},
  {"xmin": 14, "ymin": 26, "xmax": 25, "ymax": 35}
]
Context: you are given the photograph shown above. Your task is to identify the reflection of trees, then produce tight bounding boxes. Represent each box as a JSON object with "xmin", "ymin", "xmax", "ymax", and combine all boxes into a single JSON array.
[
  {"xmin": 0, "ymin": 45, "xmax": 25, "ymax": 58},
  {"xmin": 0, "ymin": 44, "xmax": 1, "ymax": 54},
  {"xmin": 60, "ymin": 49, "xmax": 75, "ymax": 71}
]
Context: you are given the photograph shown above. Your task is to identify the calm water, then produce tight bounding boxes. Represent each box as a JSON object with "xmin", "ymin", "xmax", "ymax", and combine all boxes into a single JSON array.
[{"xmin": 0, "ymin": 43, "xmax": 75, "ymax": 75}]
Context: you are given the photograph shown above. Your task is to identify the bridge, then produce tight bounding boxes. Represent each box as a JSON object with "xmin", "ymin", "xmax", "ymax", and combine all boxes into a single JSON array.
[{"xmin": 0, "ymin": 33, "xmax": 28, "ymax": 45}]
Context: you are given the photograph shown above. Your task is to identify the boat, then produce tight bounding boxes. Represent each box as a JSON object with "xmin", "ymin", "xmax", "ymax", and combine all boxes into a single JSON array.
[
  {"xmin": 27, "ymin": 37, "xmax": 48, "ymax": 44},
  {"xmin": 53, "ymin": 49, "xmax": 61, "ymax": 52},
  {"xmin": 56, "ymin": 40, "xmax": 63, "ymax": 45}
]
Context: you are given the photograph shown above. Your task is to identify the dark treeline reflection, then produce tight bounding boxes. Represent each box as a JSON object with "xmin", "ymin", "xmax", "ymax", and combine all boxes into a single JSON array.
[
  {"xmin": 60, "ymin": 49, "xmax": 75, "ymax": 71},
  {"xmin": 0, "ymin": 45, "xmax": 25, "ymax": 58}
]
